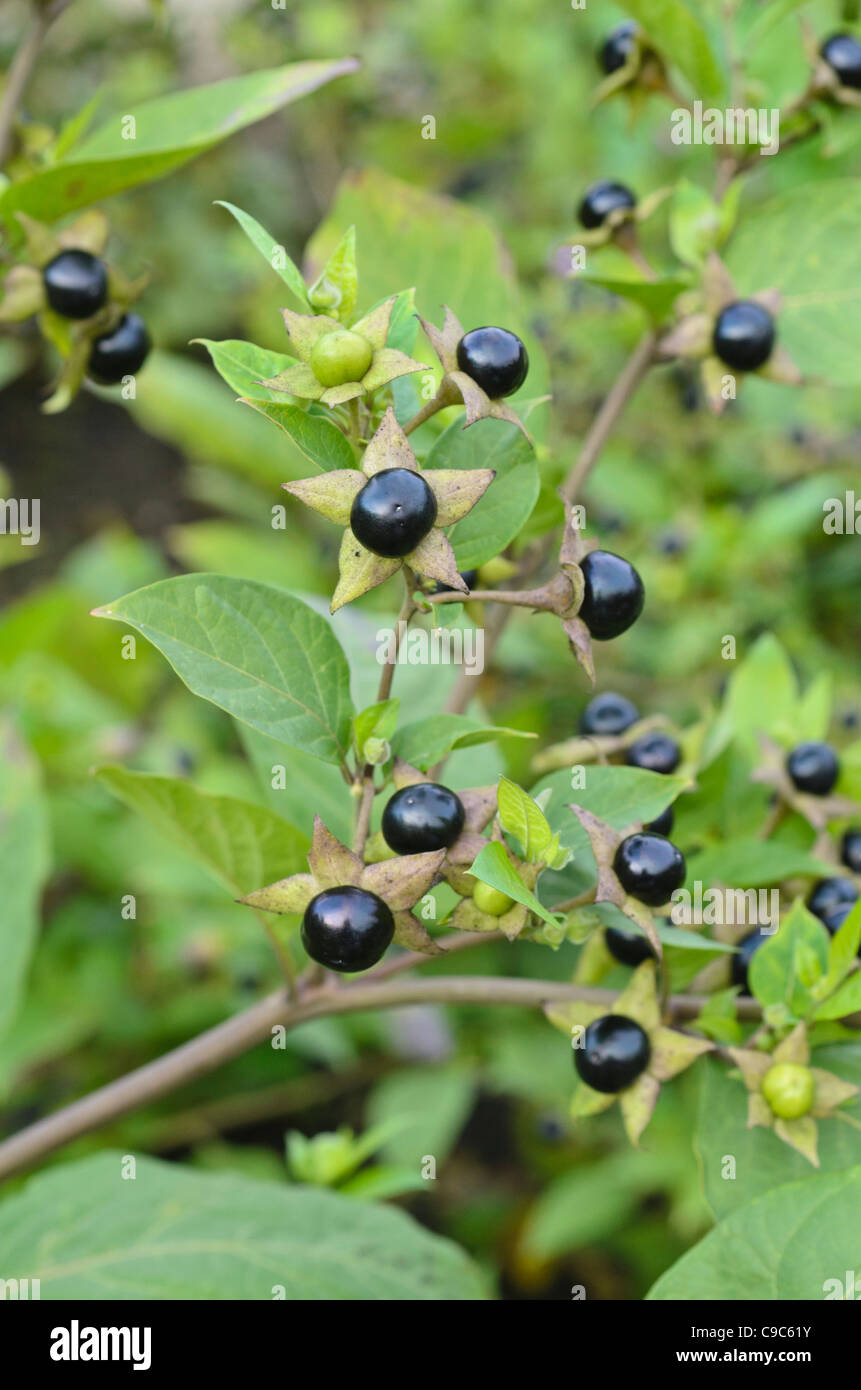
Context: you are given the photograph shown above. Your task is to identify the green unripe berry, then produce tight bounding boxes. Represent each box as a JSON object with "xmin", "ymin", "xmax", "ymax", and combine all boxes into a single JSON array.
[
  {"xmin": 473, "ymin": 881, "xmax": 515, "ymax": 916},
  {"xmin": 761, "ymin": 1062, "xmax": 815, "ymax": 1120},
  {"xmin": 310, "ymin": 329, "xmax": 373, "ymax": 387}
]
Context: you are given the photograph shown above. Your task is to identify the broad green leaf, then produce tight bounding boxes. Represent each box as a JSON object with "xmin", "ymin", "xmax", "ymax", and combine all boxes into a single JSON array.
[
  {"xmin": 391, "ymin": 714, "xmax": 532, "ymax": 771},
  {"xmin": 725, "ymin": 180, "xmax": 861, "ymax": 385},
  {"xmin": 0, "ymin": 720, "xmax": 50, "ymax": 1040},
  {"xmin": 92, "ymin": 575, "xmax": 354, "ymax": 765},
  {"xmin": 353, "ymin": 698, "xmax": 399, "ymax": 755},
  {"xmin": 795, "ymin": 671, "xmax": 833, "ymax": 742},
  {"xmin": 723, "ymin": 632, "xmax": 797, "ymax": 740},
  {"xmin": 96, "ymin": 767, "xmax": 308, "ymax": 896},
  {"xmin": 815, "ymin": 972, "xmax": 861, "ymax": 1022},
  {"xmin": 622, "ymin": 0, "xmax": 724, "ymax": 98},
  {"xmin": 669, "ymin": 179, "xmax": 723, "ymax": 268},
  {"xmin": 193, "ymin": 339, "xmax": 298, "ymax": 403},
  {"xmin": 366, "ymin": 1064, "xmax": 475, "ymax": 1169},
  {"xmin": 749, "ymin": 900, "xmax": 831, "ymax": 1017},
  {"xmin": 821, "ymin": 900, "xmax": 861, "ymax": 997},
  {"xmin": 648, "ymin": 1165, "xmax": 861, "ymax": 1299},
  {"xmin": 469, "ymin": 842, "xmax": 558, "ymax": 927},
  {"xmin": 686, "ymin": 838, "xmax": 832, "ymax": 888},
  {"xmin": 497, "ymin": 776, "xmax": 553, "ymax": 862},
  {"xmin": 425, "ymin": 417, "xmax": 540, "ymax": 568},
  {"xmin": 0, "ymin": 1152, "xmax": 485, "ymax": 1300},
  {"xmin": 215, "ymin": 201, "xmax": 308, "ymax": 304},
  {"xmin": 241, "ymin": 398, "xmax": 357, "ymax": 472},
  {"xmin": 749, "ymin": 0, "xmax": 810, "ymax": 46},
  {"xmin": 522, "ymin": 1149, "xmax": 680, "ymax": 1259},
  {"xmin": 238, "ymin": 724, "xmax": 353, "ymax": 844},
  {"xmin": 579, "ymin": 267, "xmax": 688, "ymax": 319},
  {"xmin": 0, "ymin": 61, "xmax": 359, "ymax": 225}
]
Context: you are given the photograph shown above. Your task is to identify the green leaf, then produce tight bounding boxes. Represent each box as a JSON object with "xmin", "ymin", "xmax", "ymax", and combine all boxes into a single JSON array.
[
  {"xmin": 92, "ymin": 575, "xmax": 354, "ymax": 765},
  {"xmin": 309, "ymin": 225, "xmax": 358, "ymax": 321},
  {"xmin": 723, "ymin": 632, "xmax": 797, "ymax": 739},
  {"xmin": 391, "ymin": 715, "xmax": 532, "ymax": 772},
  {"xmin": 469, "ymin": 842, "xmax": 558, "ymax": 927},
  {"xmin": 622, "ymin": 0, "xmax": 724, "ymax": 98},
  {"xmin": 366, "ymin": 1064, "xmax": 475, "ymax": 1169},
  {"xmin": 0, "ymin": 1152, "xmax": 485, "ymax": 1300},
  {"xmin": 240, "ymin": 398, "xmax": 357, "ymax": 472},
  {"xmin": 497, "ymin": 776, "xmax": 553, "ymax": 862},
  {"xmin": 353, "ymin": 698, "xmax": 400, "ymax": 755},
  {"xmin": 0, "ymin": 60, "xmax": 359, "ymax": 225},
  {"xmin": 580, "ymin": 271, "xmax": 688, "ymax": 319},
  {"xmin": 749, "ymin": 0, "xmax": 810, "ymax": 46},
  {"xmin": 669, "ymin": 179, "xmax": 723, "ymax": 268},
  {"xmin": 426, "ymin": 417, "xmax": 539, "ymax": 568},
  {"xmin": 725, "ymin": 179, "xmax": 861, "ymax": 386},
  {"xmin": 215, "ymin": 201, "xmax": 308, "ymax": 304},
  {"xmin": 648, "ymin": 1165, "xmax": 861, "ymax": 1299},
  {"xmin": 522, "ymin": 1149, "xmax": 680, "ymax": 1259},
  {"xmin": 687, "ymin": 838, "xmax": 832, "ymax": 888},
  {"xmin": 193, "ymin": 339, "xmax": 299, "ymax": 403},
  {"xmin": 821, "ymin": 900, "xmax": 861, "ymax": 995},
  {"xmin": 749, "ymin": 900, "xmax": 831, "ymax": 1017},
  {"xmin": 0, "ymin": 720, "xmax": 50, "ymax": 1040},
  {"xmin": 239, "ymin": 724, "xmax": 353, "ymax": 844},
  {"xmin": 96, "ymin": 767, "xmax": 308, "ymax": 897}
]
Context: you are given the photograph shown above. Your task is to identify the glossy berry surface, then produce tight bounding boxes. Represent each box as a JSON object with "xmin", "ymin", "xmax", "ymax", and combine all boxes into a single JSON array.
[
  {"xmin": 302, "ymin": 886, "xmax": 394, "ymax": 973},
  {"xmin": 575, "ymin": 1014, "xmax": 651, "ymax": 1093},
  {"xmin": 310, "ymin": 329, "xmax": 373, "ymax": 387},
  {"xmin": 598, "ymin": 21, "xmax": 638, "ymax": 75},
  {"xmin": 578, "ymin": 550, "xmax": 644, "ymax": 640},
  {"xmin": 43, "ymin": 249, "xmax": 108, "ymax": 319},
  {"xmin": 605, "ymin": 924, "xmax": 654, "ymax": 966},
  {"xmin": 350, "ymin": 468, "xmax": 437, "ymax": 558},
  {"xmin": 626, "ymin": 731, "xmax": 681, "ymax": 775},
  {"xmin": 731, "ymin": 928, "xmax": 770, "ymax": 995},
  {"xmin": 644, "ymin": 804, "xmax": 674, "ymax": 837},
  {"xmin": 613, "ymin": 832, "xmax": 686, "ymax": 907},
  {"xmin": 841, "ymin": 829, "xmax": 861, "ymax": 874},
  {"xmin": 382, "ymin": 782, "xmax": 465, "ymax": 854},
  {"xmin": 579, "ymin": 690, "xmax": 639, "ymax": 737},
  {"xmin": 473, "ymin": 882, "xmax": 514, "ymax": 917},
  {"xmin": 786, "ymin": 741, "xmax": 840, "ymax": 796},
  {"xmin": 456, "ymin": 326, "xmax": 528, "ymax": 398},
  {"xmin": 712, "ymin": 300, "xmax": 776, "ymax": 372},
  {"xmin": 807, "ymin": 875, "xmax": 858, "ymax": 923},
  {"xmin": 761, "ymin": 1063, "xmax": 815, "ymax": 1121},
  {"xmin": 821, "ymin": 33, "xmax": 861, "ymax": 88},
  {"xmin": 578, "ymin": 180, "xmax": 636, "ymax": 230},
  {"xmin": 88, "ymin": 312, "xmax": 151, "ymax": 383}
]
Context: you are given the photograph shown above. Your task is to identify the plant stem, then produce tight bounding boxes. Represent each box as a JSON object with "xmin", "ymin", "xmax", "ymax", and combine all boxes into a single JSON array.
[
  {"xmin": 426, "ymin": 585, "xmax": 553, "ymax": 609},
  {"xmin": 0, "ymin": 1, "xmax": 73, "ymax": 167},
  {"xmin": 254, "ymin": 911, "xmax": 298, "ymax": 1000}
]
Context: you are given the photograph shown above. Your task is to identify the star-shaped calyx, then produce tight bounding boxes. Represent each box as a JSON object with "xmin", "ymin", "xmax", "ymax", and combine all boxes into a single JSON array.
[
  {"xmin": 657, "ymin": 253, "xmax": 802, "ymax": 413},
  {"xmin": 751, "ymin": 733, "xmax": 858, "ymax": 839},
  {"xmin": 241, "ymin": 814, "xmax": 446, "ymax": 957},
  {"xmin": 283, "ymin": 407, "xmax": 494, "ymax": 611},
  {"xmin": 259, "ymin": 296, "xmax": 426, "ymax": 406},
  {"xmin": 729, "ymin": 1022, "xmax": 858, "ymax": 1166},
  {"xmin": 545, "ymin": 962, "xmax": 713, "ymax": 1142},
  {"xmin": 416, "ymin": 306, "xmax": 533, "ymax": 440}
]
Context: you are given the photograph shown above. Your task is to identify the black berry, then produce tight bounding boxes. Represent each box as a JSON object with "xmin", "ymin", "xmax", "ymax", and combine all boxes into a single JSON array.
[
  {"xmin": 821, "ymin": 33, "xmax": 861, "ymax": 89},
  {"xmin": 613, "ymin": 832, "xmax": 686, "ymax": 907},
  {"xmin": 598, "ymin": 21, "xmax": 638, "ymax": 75},
  {"xmin": 575, "ymin": 1014, "xmax": 651, "ymax": 1093},
  {"xmin": 382, "ymin": 782, "xmax": 465, "ymax": 854},
  {"xmin": 88, "ymin": 312, "xmax": 151, "ymax": 383},
  {"xmin": 456, "ymin": 326, "xmax": 529, "ymax": 398},
  {"xmin": 841, "ymin": 830, "xmax": 861, "ymax": 875},
  {"xmin": 807, "ymin": 875, "xmax": 858, "ymax": 923},
  {"xmin": 626, "ymin": 731, "xmax": 681, "ymax": 775},
  {"xmin": 578, "ymin": 180, "xmax": 636, "ymax": 231},
  {"xmin": 579, "ymin": 690, "xmax": 639, "ymax": 737},
  {"xmin": 350, "ymin": 467, "xmax": 437, "ymax": 559},
  {"xmin": 822, "ymin": 901, "xmax": 859, "ymax": 941},
  {"xmin": 786, "ymin": 741, "xmax": 839, "ymax": 796},
  {"xmin": 731, "ymin": 928, "xmax": 770, "ymax": 995},
  {"xmin": 302, "ymin": 885, "xmax": 394, "ymax": 972},
  {"xmin": 644, "ymin": 804, "xmax": 674, "ymax": 837},
  {"xmin": 605, "ymin": 924, "xmax": 654, "ymax": 966},
  {"xmin": 578, "ymin": 549, "xmax": 644, "ymax": 640},
  {"xmin": 712, "ymin": 301, "xmax": 776, "ymax": 372},
  {"xmin": 43, "ymin": 249, "xmax": 108, "ymax": 319}
]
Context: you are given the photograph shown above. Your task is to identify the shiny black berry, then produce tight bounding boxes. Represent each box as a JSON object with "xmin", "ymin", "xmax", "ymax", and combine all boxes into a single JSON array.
[
  {"xmin": 822, "ymin": 901, "xmax": 859, "ymax": 941},
  {"xmin": 841, "ymin": 829, "xmax": 861, "ymax": 874},
  {"xmin": 43, "ymin": 249, "xmax": 108, "ymax": 319},
  {"xmin": 731, "ymin": 928, "xmax": 772, "ymax": 995},
  {"xmin": 88, "ymin": 312, "xmax": 151, "ymax": 383},
  {"xmin": 575, "ymin": 1014, "xmax": 651, "ymax": 1093},
  {"xmin": 613, "ymin": 832, "xmax": 686, "ymax": 907},
  {"xmin": 598, "ymin": 21, "xmax": 638, "ymax": 75},
  {"xmin": 644, "ymin": 804, "xmax": 674, "ymax": 837},
  {"xmin": 456, "ymin": 326, "xmax": 529, "ymax": 398},
  {"xmin": 382, "ymin": 782, "xmax": 465, "ymax": 854},
  {"xmin": 605, "ymin": 924, "xmax": 654, "ymax": 966},
  {"xmin": 578, "ymin": 180, "xmax": 636, "ymax": 231},
  {"xmin": 626, "ymin": 731, "xmax": 681, "ymax": 775},
  {"xmin": 350, "ymin": 467, "xmax": 437, "ymax": 559},
  {"xmin": 821, "ymin": 33, "xmax": 861, "ymax": 89},
  {"xmin": 786, "ymin": 741, "xmax": 839, "ymax": 796},
  {"xmin": 712, "ymin": 301, "xmax": 776, "ymax": 372},
  {"xmin": 579, "ymin": 691, "xmax": 639, "ymax": 737},
  {"xmin": 807, "ymin": 875, "xmax": 858, "ymax": 923},
  {"xmin": 578, "ymin": 550, "xmax": 644, "ymax": 641},
  {"xmin": 302, "ymin": 885, "xmax": 394, "ymax": 973}
]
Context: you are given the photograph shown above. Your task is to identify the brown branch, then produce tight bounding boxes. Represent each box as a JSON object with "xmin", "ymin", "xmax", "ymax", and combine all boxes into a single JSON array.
[{"xmin": 0, "ymin": 1, "xmax": 74, "ymax": 167}]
